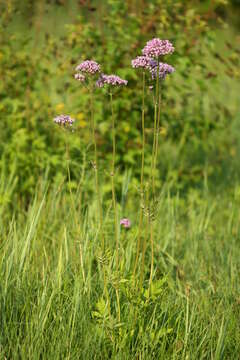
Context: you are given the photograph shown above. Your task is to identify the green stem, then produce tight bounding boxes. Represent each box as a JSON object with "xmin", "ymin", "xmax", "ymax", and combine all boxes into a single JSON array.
[
  {"xmin": 149, "ymin": 217, "xmax": 154, "ymax": 289},
  {"xmin": 151, "ymin": 61, "xmax": 160, "ymax": 197},
  {"xmin": 110, "ymin": 91, "xmax": 120, "ymax": 322},
  {"xmin": 90, "ymin": 88, "xmax": 105, "ymax": 251},
  {"xmin": 134, "ymin": 71, "xmax": 145, "ymax": 277},
  {"xmin": 65, "ymin": 134, "xmax": 86, "ymax": 286},
  {"xmin": 110, "ymin": 92, "xmax": 119, "ymax": 270},
  {"xmin": 153, "ymin": 82, "xmax": 162, "ymax": 193},
  {"xmin": 149, "ymin": 81, "xmax": 162, "ymax": 289},
  {"xmin": 90, "ymin": 88, "xmax": 110, "ymax": 316},
  {"xmin": 140, "ymin": 184, "xmax": 149, "ymax": 288}
]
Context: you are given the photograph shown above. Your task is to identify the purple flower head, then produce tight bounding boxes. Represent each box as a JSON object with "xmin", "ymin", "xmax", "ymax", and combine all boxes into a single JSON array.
[
  {"xmin": 150, "ymin": 62, "xmax": 175, "ymax": 80},
  {"xmin": 120, "ymin": 218, "xmax": 131, "ymax": 229},
  {"xmin": 74, "ymin": 73, "xmax": 86, "ymax": 82},
  {"xmin": 75, "ymin": 60, "xmax": 101, "ymax": 75},
  {"xmin": 96, "ymin": 75, "xmax": 105, "ymax": 88},
  {"xmin": 142, "ymin": 38, "xmax": 174, "ymax": 58},
  {"xmin": 54, "ymin": 114, "xmax": 75, "ymax": 127},
  {"xmin": 96, "ymin": 74, "xmax": 128, "ymax": 88},
  {"xmin": 131, "ymin": 56, "xmax": 157, "ymax": 70}
]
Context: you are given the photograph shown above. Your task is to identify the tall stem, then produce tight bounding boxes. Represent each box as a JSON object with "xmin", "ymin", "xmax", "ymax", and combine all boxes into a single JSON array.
[
  {"xmin": 151, "ymin": 61, "xmax": 160, "ymax": 197},
  {"xmin": 140, "ymin": 184, "xmax": 149, "ymax": 288},
  {"xmin": 134, "ymin": 71, "xmax": 145, "ymax": 277},
  {"xmin": 110, "ymin": 92, "xmax": 120, "ymax": 322},
  {"xmin": 65, "ymin": 134, "xmax": 86, "ymax": 286},
  {"xmin": 110, "ymin": 92, "xmax": 119, "ymax": 270},
  {"xmin": 90, "ymin": 88, "xmax": 105, "ymax": 251},
  {"xmin": 90, "ymin": 88, "xmax": 111, "ymax": 316},
  {"xmin": 153, "ymin": 81, "xmax": 162, "ymax": 192},
  {"xmin": 149, "ymin": 218, "xmax": 154, "ymax": 289},
  {"xmin": 150, "ymin": 81, "xmax": 162, "ymax": 289}
]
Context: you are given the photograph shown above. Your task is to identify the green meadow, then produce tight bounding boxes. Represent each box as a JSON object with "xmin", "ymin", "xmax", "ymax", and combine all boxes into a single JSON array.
[{"xmin": 0, "ymin": 1, "xmax": 240, "ymax": 358}]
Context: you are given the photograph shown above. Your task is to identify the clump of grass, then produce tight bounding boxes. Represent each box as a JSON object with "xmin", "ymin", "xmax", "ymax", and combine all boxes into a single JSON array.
[{"xmin": 1, "ymin": 178, "xmax": 240, "ymax": 358}]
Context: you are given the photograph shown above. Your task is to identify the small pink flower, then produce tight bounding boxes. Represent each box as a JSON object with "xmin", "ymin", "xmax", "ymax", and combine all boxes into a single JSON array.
[
  {"xmin": 75, "ymin": 60, "xmax": 101, "ymax": 75},
  {"xmin": 74, "ymin": 73, "xmax": 86, "ymax": 82},
  {"xmin": 96, "ymin": 74, "xmax": 128, "ymax": 88},
  {"xmin": 54, "ymin": 114, "xmax": 75, "ymax": 127},
  {"xmin": 142, "ymin": 38, "xmax": 174, "ymax": 58},
  {"xmin": 131, "ymin": 56, "xmax": 156, "ymax": 70},
  {"xmin": 120, "ymin": 218, "xmax": 131, "ymax": 228}
]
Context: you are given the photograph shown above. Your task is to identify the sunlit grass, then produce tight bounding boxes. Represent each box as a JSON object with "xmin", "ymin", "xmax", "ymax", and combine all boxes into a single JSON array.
[{"xmin": 1, "ymin": 177, "xmax": 240, "ymax": 359}]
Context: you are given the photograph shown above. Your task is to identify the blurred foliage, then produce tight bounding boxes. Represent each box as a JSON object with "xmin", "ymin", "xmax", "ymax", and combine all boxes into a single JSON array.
[{"xmin": 0, "ymin": 0, "xmax": 240, "ymax": 199}]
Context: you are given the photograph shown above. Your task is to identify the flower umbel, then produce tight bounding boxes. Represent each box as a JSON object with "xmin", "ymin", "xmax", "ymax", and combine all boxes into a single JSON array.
[
  {"xmin": 150, "ymin": 62, "xmax": 175, "ymax": 80},
  {"xmin": 54, "ymin": 114, "xmax": 75, "ymax": 128},
  {"xmin": 75, "ymin": 60, "xmax": 101, "ymax": 75},
  {"xmin": 74, "ymin": 73, "xmax": 86, "ymax": 82},
  {"xmin": 142, "ymin": 38, "xmax": 174, "ymax": 58},
  {"xmin": 120, "ymin": 218, "xmax": 131, "ymax": 229},
  {"xmin": 96, "ymin": 74, "xmax": 128, "ymax": 88},
  {"xmin": 131, "ymin": 56, "xmax": 157, "ymax": 70}
]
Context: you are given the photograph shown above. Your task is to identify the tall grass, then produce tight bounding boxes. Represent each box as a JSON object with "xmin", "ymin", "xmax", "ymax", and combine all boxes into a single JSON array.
[{"xmin": 1, "ymin": 175, "xmax": 240, "ymax": 359}]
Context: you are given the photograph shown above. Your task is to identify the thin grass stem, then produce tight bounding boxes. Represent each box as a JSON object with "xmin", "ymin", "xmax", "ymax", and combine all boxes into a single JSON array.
[{"xmin": 149, "ymin": 218, "xmax": 154, "ymax": 289}]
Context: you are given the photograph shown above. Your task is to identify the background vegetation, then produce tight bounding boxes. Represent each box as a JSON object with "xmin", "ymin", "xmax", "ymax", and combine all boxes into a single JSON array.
[
  {"xmin": 0, "ymin": 0, "xmax": 240, "ymax": 200},
  {"xmin": 0, "ymin": 0, "xmax": 240, "ymax": 358}
]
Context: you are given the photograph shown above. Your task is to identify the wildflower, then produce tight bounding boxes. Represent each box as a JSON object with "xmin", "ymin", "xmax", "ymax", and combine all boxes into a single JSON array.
[
  {"xmin": 150, "ymin": 62, "xmax": 175, "ymax": 80},
  {"xmin": 95, "ymin": 75, "xmax": 105, "ymax": 88},
  {"xmin": 142, "ymin": 38, "xmax": 174, "ymax": 58},
  {"xmin": 96, "ymin": 74, "xmax": 128, "ymax": 88},
  {"xmin": 74, "ymin": 73, "xmax": 86, "ymax": 82},
  {"xmin": 120, "ymin": 218, "xmax": 131, "ymax": 229},
  {"xmin": 131, "ymin": 56, "xmax": 156, "ymax": 70},
  {"xmin": 75, "ymin": 60, "xmax": 101, "ymax": 75},
  {"xmin": 53, "ymin": 114, "xmax": 75, "ymax": 127}
]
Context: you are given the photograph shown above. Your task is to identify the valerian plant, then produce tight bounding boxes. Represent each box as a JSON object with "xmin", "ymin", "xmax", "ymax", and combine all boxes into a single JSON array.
[
  {"xmin": 131, "ymin": 38, "xmax": 175, "ymax": 289},
  {"xmin": 53, "ymin": 37, "xmax": 175, "ymax": 331}
]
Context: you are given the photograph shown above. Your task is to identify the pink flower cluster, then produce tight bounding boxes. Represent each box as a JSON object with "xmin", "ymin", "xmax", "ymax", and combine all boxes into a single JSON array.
[
  {"xmin": 131, "ymin": 56, "xmax": 156, "ymax": 70},
  {"xmin": 96, "ymin": 74, "xmax": 128, "ymax": 88},
  {"xmin": 54, "ymin": 114, "xmax": 75, "ymax": 127},
  {"xmin": 75, "ymin": 60, "xmax": 101, "ymax": 75},
  {"xmin": 131, "ymin": 37, "xmax": 175, "ymax": 80},
  {"xmin": 74, "ymin": 73, "xmax": 85, "ymax": 82},
  {"xmin": 142, "ymin": 38, "xmax": 174, "ymax": 58},
  {"xmin": 151, "ymin": 62, "xmax": 175, "ymax": 80},
  {"xmin": 120, "ymin": 218, "xmax": 131, "ymax": 228},
  {"xmin": 74, "ymin": 60, "xmax": 128, "ymax": 88}
]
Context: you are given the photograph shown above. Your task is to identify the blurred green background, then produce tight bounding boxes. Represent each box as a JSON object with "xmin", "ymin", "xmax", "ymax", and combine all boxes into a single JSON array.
[{"xmin": 0, "ymin": 0, "xmax": 240, "ymax": 202}]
